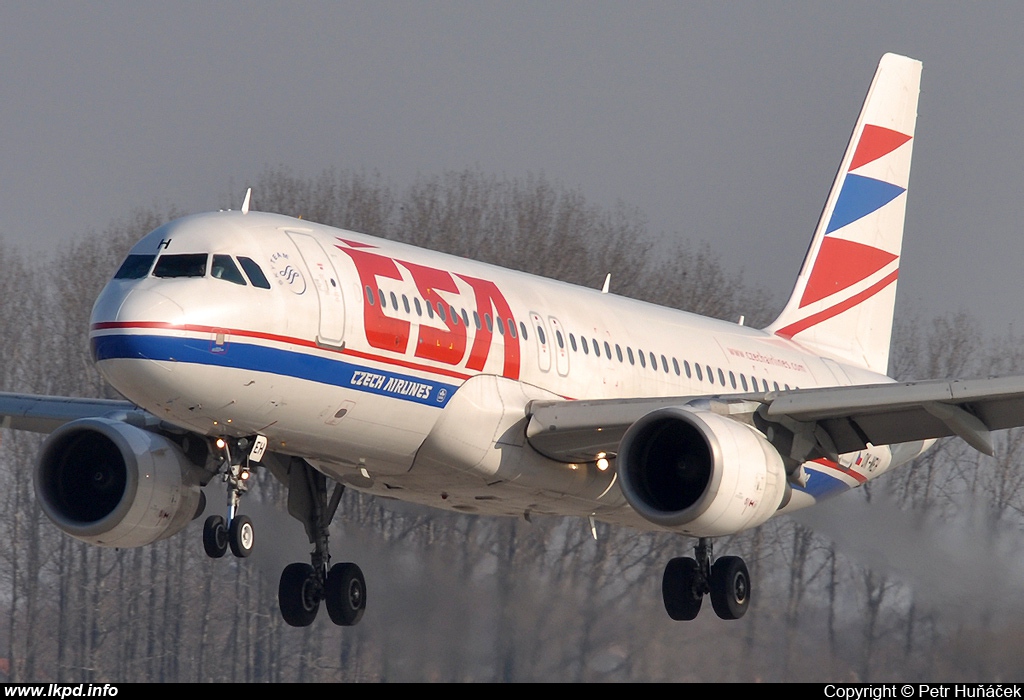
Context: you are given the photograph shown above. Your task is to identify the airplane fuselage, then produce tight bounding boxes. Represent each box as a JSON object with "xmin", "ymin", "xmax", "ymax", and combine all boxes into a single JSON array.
[{"xmin": 89, "ymin": 210, "xmax": 911, "ymax": 530}]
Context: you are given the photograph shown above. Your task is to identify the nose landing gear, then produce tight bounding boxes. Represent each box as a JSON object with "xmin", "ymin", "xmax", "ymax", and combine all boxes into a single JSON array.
[{"xmin": 202, "ymin": 435, "xmax": 264, "ymax": 559}]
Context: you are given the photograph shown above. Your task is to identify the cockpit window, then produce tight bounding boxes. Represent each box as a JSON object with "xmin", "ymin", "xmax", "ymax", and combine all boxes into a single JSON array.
[
  {"xmin": 211, "ymin": 255, "xmax": 247, "ymax": 285},
  {"xmin": 238, "ymin": 257, "xmax": 271, "ymax": 289},
  {"xmin": 113, "ymin": 254, "xmax": 156, "ymax": 279},
  {"xmin": 153, "ymin": 253, "xmax": 208, "ymax": 278}
]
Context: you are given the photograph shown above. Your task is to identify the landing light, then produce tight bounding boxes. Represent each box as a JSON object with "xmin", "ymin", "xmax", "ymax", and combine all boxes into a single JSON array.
[{"xmin": 596, "ymin": 457, "xmax": 610, "ymax": 471}]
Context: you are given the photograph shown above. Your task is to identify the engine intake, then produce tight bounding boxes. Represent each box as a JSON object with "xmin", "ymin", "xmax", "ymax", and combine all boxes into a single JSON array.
[
  {"xmin": 35, "ymin": 417, "xmax": 205, "ymax": 548},
  {"xmin": 618, "ymin": 407, "xmax": 788, "ymax": 537}
]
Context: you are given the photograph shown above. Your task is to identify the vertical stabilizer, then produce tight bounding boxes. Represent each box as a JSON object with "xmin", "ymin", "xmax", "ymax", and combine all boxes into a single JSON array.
[{"xmin": 766, "ymin": 53, "xmax": 921, "ymax": 375}]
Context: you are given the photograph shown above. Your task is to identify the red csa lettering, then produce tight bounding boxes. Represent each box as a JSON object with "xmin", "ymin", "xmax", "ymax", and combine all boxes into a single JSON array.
[
  {"xmin": 457, "ymin": 273, "xmax": 520, "ymax": 380},
  {"xmin": 336, "ymin": 247, "xmax": 410, "ymax": 352},
  {"xmin": 399, "ymin": 260, "xmax": 467, "ymax": 365},
  {"xmin": 337, "ymin": 241, "xmax": 520, "ymax": 380}
]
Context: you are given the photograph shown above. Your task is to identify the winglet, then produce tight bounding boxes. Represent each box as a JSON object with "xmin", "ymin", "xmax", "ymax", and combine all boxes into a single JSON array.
[
  {"xmin": 766, "ymin": 53, "xmax": 921, "ymax": 376},
  {"xmin": 241, "ymin": 188, "xmax": 252, "ymax": 215}
]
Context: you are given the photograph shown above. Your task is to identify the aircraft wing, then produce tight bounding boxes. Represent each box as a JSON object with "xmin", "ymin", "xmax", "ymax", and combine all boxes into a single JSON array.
[
  {"xmin": 525, "ymin": 375, "xmax": 1024, "ymax": 462},
  {"xmin": 0, "ymin": 391, "xmax": 138, "ymax": 434}
]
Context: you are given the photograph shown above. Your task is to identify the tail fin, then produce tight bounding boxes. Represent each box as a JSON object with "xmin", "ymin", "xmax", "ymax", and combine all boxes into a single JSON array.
[{"xmin": 766, "ymin": 53, "xmax": 921, "ymax": 376}]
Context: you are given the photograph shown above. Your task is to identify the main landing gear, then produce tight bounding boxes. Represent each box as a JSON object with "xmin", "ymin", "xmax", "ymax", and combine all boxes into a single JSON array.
[
  {"xmin": 276, "ymin": 457, "xmax": 366, "ymax": 627},
  {"xmin": 202, "ymin": 436, "xmax": 262, "ymax": 559},
  {"xmin": 662, "ymin": 538, "xmax": 750, "ymax": 621}
]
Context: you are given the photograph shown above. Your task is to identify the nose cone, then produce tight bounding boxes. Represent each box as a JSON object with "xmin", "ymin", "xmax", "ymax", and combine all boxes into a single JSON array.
[
  {"xmin": 90, "ymin": 285, "xmax": 184, "ymax": 366},
  {"xmin": 91, "ymin": 285, "xmax": 185, "ymax": 327}
]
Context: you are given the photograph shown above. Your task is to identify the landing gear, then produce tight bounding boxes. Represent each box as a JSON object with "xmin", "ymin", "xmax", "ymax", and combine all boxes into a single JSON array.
[
  {"xmin": 662, "ymin": 538, "xmax": 750, "ymax": 621},
  {"xmin": 203, "ymin": 515, "xmax": 228, "ymax": 558},
  {"xmin": 276, "ymin": 457, "xmax": 366, "ymax": 627},
  {"xmin": 201, "ymin": 436, "xmax": 264, "ymax": 559}
]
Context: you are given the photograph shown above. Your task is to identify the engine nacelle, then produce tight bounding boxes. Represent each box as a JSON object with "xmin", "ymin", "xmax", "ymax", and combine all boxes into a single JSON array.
[
  {"xmin": 35, "ymin": 417, "xmax": 205, "ymax": 548},
  {"xmin": 617, "ymin": 407, "xmax": 788, "ymax": 537}
]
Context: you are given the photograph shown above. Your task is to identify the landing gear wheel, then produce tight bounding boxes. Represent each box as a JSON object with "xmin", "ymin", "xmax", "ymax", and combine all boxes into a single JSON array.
[
  {"xmin": 279, "ymin": 563, "xmax": 320, "ymax": 627},
  {"xmin": 709, "ymin": 555, "xmax": 750, "ymax": 620},
  {"xmin": 203, "ymin": 515, "xmax": 228, "ymax": 558},
  {"xmin": 229, "ymin": 514, "xmax": 254, "ymax": 558},
  {"xmin": 663, "ymin": 557, "xmax": 703, "ymax": 621},
  {"xmin": 325, "ymin": 562, "xmax": 366, "ymax": 626}
]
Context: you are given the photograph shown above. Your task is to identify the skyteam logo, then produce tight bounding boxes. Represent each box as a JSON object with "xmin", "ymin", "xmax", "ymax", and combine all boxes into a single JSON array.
[{"xmin": 269, "ymin": 252, "xmax": 306, "ymax": 294}]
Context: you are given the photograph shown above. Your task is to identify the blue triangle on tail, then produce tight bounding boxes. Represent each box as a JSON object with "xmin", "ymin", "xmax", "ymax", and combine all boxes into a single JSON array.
[{"xmin": 825, "ymin": 174, "xmax": 906, "ymax": 234}]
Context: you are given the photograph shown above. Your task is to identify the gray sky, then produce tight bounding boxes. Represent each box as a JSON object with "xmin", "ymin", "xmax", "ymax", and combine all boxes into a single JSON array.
[{"xmin": 3, "ymin": 2, "xmax": 1024, "ymax": 337}]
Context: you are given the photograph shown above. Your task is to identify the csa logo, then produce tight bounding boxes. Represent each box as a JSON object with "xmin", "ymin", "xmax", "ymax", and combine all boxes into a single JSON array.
[{"xmin": 269, "ymin": 252, "xmax": 306, "ymax": 294}]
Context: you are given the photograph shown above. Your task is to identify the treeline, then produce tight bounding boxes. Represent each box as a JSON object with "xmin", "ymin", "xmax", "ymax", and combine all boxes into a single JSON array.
[{"xmin": 1, "ymin": 169, "xmax": 1023, "ymax": 681}]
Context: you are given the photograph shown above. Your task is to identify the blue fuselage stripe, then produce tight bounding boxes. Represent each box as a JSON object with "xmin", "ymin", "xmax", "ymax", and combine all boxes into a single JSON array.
[{"xmin": 91, "ymin": 334, "xmax": 459, "ymax": 407}]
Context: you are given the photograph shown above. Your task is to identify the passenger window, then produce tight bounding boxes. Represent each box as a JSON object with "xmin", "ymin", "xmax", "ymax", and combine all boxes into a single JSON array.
[
  {"xmin": 592, "ymin": 338, "xmax": 601, "ymax": 357},
  {"xmin": 474, "ymin": 311, "xmax": 482, "ymax": 329},
  {"xmin": 485, "ymin": 314, "xmax": 493, "ymax": 332},
  {"xmin": 638, "ymin": 351, "xmax": 646, "ymax": 368},
  {"xmin": 462, "ymin": 309, "xmax": 470, "ymax": 326},
  {"xmin": 378, "ymin": 289, "xmax": 386, "ymax": 308},
  {"xmin": 569, "ymin": 334, "xmax": 578, "ymax": 352},
  {"xmin": 238, "ymin": 257, "xmax": 271, "ymax": 289},
  {"xmin": 450, "ymin": 305, "xmax": 459, "ymax": 325},
  {"xmin": 403, "ymin": 295, "xmax": 411, "ymax": 313},
  {"xmin": 605, "ymin": 341, "xmax": 612, "ymax": 358},
  {"xmin": 425, "ymin": 299, "xmax": 434, "ymax": 318},
  {"xmin": 662, "ymin": 355, "xmax": 669, "ymax": 373},
  {"xmin": 114, "ymin": 254, "xmax": 156, "ymax": 279},
  {"xmin": 627, "ymin": 347, "xmax": 635, "ymax": 365},
  {"xmin": 508, "ymin": 321, "xmax": 517, "ymax": 339},
  {"xmin": 729, "ymin": 371, "xmax": 737, "ymax": 389},
  {"xmin": 649, "ymin": 352, "xmax": 657, "ymax": 370},
  {"xmin": 684, "ymin": 360, "xmax": 691, "ymax": 378},
  {"xmin": 153, "ymin": 253, "xmax": 208, "ymax": 278},
  {"xmin": 438, "ymin": 303, "xmax": 447, "ymax": 322},
  {"xmin": 582, "ymin": 337, "xmax": 589, "ymax": 354},
  {"xmin": 537, "ymin": 326, "xmax": 546, "ymax": 344},
  {"xmin": 695, "ymin": 364, "xmax": 703, "ymax": 381},
  {"xmin": 520, "ymin": 322, "xmax": 529, "ymax": 340},
  {"xmin": 672, "ymin": 357, "xmax": 680, "ymax": 376},
  {"xmin": 211, "ymin": 255, "xmax": 247, "ymax": 285},
  {"xmin": 414, "ymin": 298, "xmax": 422, "ymax": 315},
  {"xmin": 496, "ymin": 316, "xmax": 505, "ymax": 335},
  {"xmin": 556, "ymin": 330, "xmax": 564, "ymax": 348},
  {"xmin": 718, "ymin": 368, "xmax": 726, "ymax": 385},
  {"xmin": 391, "ymin": 292, "xmax": 399, "ymax": 309},
  {"xmin": 616, "ymin": 344, "xmax": 623, "ymax": 362},
  {"xmin": 366, "ymin": 286, "xmax": 375, "ymax": 305},
  {"xmin": 741, "ymin": 375, "xmax": 749, "ymax": 391},
  {"xmin": 707, "ymin": 366, "xmax": 714, "ymax": 384}
]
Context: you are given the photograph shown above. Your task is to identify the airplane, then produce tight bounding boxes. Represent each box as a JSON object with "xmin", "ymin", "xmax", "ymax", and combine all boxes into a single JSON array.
[{"xmin": 4, "ymin": 52, "xmax": 1024, "ymax": 627}]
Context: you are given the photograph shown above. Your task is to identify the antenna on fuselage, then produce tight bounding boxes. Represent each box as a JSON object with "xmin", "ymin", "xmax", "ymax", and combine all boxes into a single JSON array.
[
  {"xmin": 241, "ymin": 188, "xmax": 252, "ymax": 215},
  {"xmin": 601, "ymin": 273, "xmax": 611, "ymax": 294}
]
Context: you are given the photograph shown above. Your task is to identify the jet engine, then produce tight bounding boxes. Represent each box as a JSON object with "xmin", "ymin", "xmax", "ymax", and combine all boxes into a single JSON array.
[
  {"xmin": 617, "ymin": 407, "xmax": 789, "ymax": 537},
  {"xmin": 35, "ymin": 417, "xmax": 206, "ymax": 548}
]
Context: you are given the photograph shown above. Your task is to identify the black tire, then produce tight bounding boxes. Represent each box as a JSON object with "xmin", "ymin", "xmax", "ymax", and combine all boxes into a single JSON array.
[
  {"xmin": 229, "ymin": 514, "xmax": 254, "ymax": 558},
  {"xmin": 709, "ymin": 555, "xmax": 750, "ymax": 620},
  {"xmin": 279, "ymin": 563, "xmax": 320, "ymax": 627},
  {"xmin": 662, "ymin": 557, "xmax": 703, "ymax": 621},
  {"xmin": 325, "ymin": 562, "xmax": 366, "ymax": 626},
  {"xmin": 203, "ymin": 515, "xmax": 228, "ymax": 559}
]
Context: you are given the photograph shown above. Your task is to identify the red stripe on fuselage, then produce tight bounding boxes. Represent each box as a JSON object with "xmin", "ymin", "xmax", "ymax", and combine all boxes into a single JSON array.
[{"xmin": 90, "ymin": 321, "xmax": 476, "ymax": 382}]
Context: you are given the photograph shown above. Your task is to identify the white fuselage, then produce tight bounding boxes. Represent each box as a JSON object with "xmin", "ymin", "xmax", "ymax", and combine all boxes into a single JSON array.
[{"xmin": 89, "ymin": 211, "xmax": 909, "ymax": 531}]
